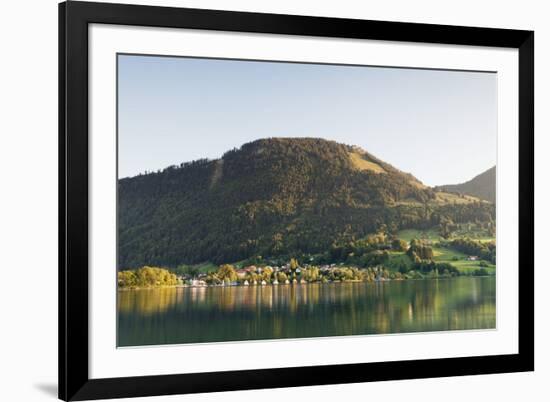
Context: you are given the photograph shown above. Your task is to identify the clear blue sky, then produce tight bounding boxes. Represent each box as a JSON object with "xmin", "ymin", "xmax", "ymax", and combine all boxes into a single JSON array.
[{"xmin": 118, "ymin": 54, "xmax": 496, "ymax": 186}]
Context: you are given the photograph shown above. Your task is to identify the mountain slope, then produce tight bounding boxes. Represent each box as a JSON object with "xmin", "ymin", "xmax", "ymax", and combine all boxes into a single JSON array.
[
  {"xmin": 435, "ymin": 166, "xmax": 496, "ymax": 203},
  {"xmin": 118, "ymin": 138, "xmax": 494, "ymax": 268}
]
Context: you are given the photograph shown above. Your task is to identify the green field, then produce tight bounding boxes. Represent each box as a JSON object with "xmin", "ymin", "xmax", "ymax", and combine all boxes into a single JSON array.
[
  {"xmin": 432, "ymin": 245, "xmax": 495, "ymax": 273},
  {"xmin": 385, "ymin": 247, "xmax": 495, "ymax": 274},
  {"xmin": 449, "ymin": 226, "xmax": 495, "ymax": 242}
]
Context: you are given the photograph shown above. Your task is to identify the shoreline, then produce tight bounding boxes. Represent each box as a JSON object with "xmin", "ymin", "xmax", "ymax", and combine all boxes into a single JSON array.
[{"xmin": 117, "ymin": 275, "xmax": 494, "ymax": 290}]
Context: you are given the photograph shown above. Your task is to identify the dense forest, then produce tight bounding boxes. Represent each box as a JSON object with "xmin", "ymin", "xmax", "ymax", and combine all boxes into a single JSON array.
[
  {"xmin": 435, "ymin": 166, "xmax": 496, "ymax": 203},
  {"xmin": 118, "ymin": 138, "xmax": 495, "ymax": 269}
]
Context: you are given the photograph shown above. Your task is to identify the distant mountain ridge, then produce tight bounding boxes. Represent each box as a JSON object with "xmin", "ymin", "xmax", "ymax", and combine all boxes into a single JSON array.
[
  {"xmin": 118, "ymin": 138, "xmax": 494, "ymax": 268},
  {"xmin": 435, "ymin": 166, "xmax": 496, "ymax": 203}
]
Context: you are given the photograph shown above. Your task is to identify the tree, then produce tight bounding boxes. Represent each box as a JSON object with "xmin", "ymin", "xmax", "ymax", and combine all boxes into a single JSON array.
[
  {"xmin": 246, "ymin": 272, "xmax": 259, "ymax": 283},
  {"xmin": 217, "ymin": 264, "xmax": 238, "ymax": 282},
  {"xmin": 407, "ymin": 239, "xmax": 433, "ymax": 261},
  {"xmin": 391, "ymin": 238, "xmax": 408, "ymax": 252},
  {"xmin": 117, "ymin": 270, "xmax": 136, "ymax": 288},
  {"xmin": 118, "ymin": 266, "xmax": 178, "ymax": 288},
  {"xmin": 276, "ymin": 271, "xmax": 288, "ymax": 283},
  {"xmin": 205, "ymin": 273, "xmax": 221, "ymax": 285},
  {"xmin": 398, "ymin": 261, "xmax": 409, "ymax": 274},
  {"xmin": 261, "ymin": 267, "xmax": 274, "ymax": 282},
  {"xmin": 302, "ymin": 267, "xmax": 320, "ymax": 282},
  {"xmin": 439, "ymin": 217, "xmax": 455, "ymax": 239},
  {"xmin": 473, "ymin": 268, "xmax": 489, "ymax": 276}
]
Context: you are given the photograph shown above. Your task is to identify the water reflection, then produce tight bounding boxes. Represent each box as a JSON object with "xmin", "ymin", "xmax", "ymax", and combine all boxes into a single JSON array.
[{"xmin": 117, "ymin": 277, "xmax": 496, "ymax": 347}]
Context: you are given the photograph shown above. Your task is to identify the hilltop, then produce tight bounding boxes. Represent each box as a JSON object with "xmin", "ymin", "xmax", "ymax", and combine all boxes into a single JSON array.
[{"xmin": 435, "ymin": 166, "xmax": 496, "ymax": 203}]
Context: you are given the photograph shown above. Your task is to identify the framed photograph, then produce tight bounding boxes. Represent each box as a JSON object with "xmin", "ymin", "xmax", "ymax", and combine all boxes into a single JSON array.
[{"xmin": 59, "ymin": 1, "xmax": 534, "ymax": 400}]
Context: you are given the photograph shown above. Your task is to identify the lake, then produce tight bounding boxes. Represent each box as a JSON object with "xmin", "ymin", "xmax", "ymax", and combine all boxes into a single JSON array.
[{"xmin": 117, "ymin": 276, "xmax": 496, "ymax": 347}]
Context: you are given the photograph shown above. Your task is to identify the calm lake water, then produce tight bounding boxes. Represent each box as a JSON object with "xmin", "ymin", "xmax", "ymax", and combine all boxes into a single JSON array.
[{"xmin": 117, "ymin": 276, "xmax": 496, "ymax": 347}]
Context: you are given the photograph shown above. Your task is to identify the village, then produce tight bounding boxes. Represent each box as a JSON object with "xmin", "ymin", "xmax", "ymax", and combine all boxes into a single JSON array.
[
  {"xmin": 183, "ymin": 263, "xmax": 359, "ymax": 287},
  {"xmin": 180, "ymin": 256, "xmax": 482, "ymax": 288},
  {"xmin": 177, "ymin": 238, "xmax": 487, "ymax": 288}
]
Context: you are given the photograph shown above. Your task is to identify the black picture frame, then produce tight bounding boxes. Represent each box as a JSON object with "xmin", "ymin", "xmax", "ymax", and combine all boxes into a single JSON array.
[{"xmin": 59, "ymin": 1, "xmax": 534, "ymax": 400}]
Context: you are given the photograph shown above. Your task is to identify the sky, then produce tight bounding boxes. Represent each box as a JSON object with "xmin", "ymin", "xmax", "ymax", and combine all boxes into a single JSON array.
[{"xmin": 118, "ymin": 54, "xmax": 497, "ymax": 186}]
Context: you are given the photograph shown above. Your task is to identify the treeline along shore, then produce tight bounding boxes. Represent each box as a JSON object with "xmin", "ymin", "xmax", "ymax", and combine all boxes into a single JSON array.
[{"xmin": 118, "ymin": 229, "xmax": 496, "ymax": 289}]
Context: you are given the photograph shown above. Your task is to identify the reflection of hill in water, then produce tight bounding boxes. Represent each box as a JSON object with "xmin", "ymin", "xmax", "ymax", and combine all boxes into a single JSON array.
[{"xmin": 117, "ymin": 277, "xmax": 496, "ymax": 346}]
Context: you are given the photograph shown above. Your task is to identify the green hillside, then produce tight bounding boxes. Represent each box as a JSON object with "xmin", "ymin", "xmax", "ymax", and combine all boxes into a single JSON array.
[{"xmin": 118, "ymin": 138, "xmax": 495, "ymax": 269}]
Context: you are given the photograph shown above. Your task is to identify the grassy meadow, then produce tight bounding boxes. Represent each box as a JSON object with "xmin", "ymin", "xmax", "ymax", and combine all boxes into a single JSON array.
[{"xmin": 396, "ymin": 227, "xmax": 496, "ymax": 274}]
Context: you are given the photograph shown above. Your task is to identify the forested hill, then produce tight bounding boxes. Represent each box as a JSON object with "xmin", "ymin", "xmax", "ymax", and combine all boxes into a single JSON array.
[
  {"xmin": 118, "ymin": 138, "xmax": 494, "ymax": 269},
  {"xmin": 435, "ymin": 166, "xmax": 496, "ymax": 203}
]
